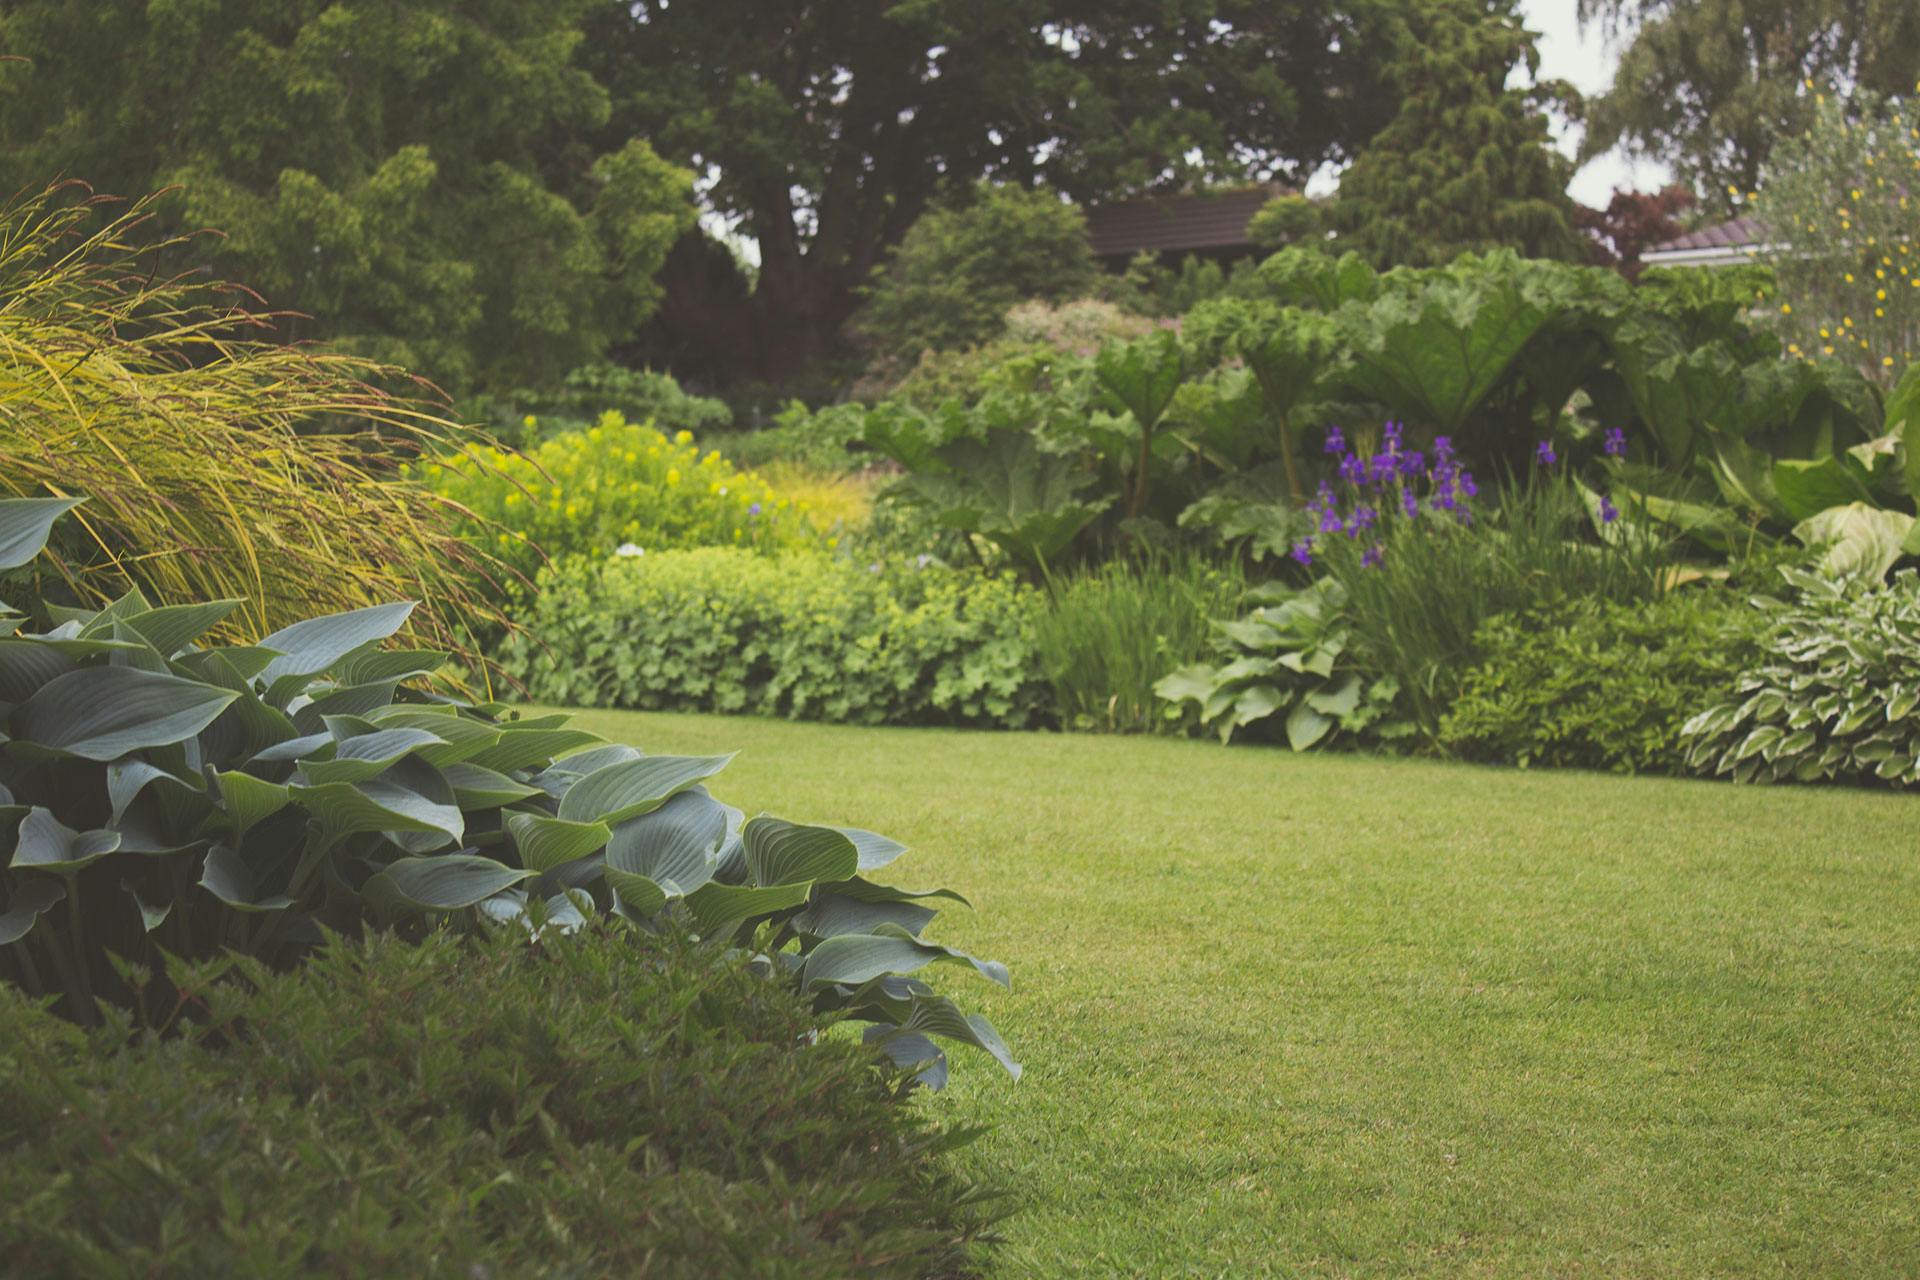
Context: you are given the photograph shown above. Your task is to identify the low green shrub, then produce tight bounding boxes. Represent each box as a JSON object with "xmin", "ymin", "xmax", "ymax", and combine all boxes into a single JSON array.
[
  {"xmin": 0, "ymin": 499, "xmax": 1015, "ymax": 1080},
  {"xmin": 503, "ymin": 549, "xmax": 1047, "ymax": 729},
  {"xmin": 469, "ymin": 362, "xmax": 733, "ymax": 447},
  {"xmin": 1682, "ymin": 568, "xmax": 1920, "ymax": 786},
  {"xmin": 0, "ymin": 927, "xmax": 1001, "ymax": 1277},
  {"xmin": 719, "ymin": 400, "xmax": 872, "ymax": 471},
  {"xmin": 1034, "ymin": 551, "xmax": 1248, "ymax": 734},
  {"xmin": 1439, "ymin": 590, "xmax": 1769, "ymax": 773},
  {"xmin": 417, "ymin": 412, "xmax": 820, "ymax": 585}
]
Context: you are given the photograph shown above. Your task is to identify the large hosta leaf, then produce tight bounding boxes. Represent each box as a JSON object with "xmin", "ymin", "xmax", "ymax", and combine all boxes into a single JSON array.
[
  {"xmin": 468, "ymin": 727, "xmax": 604, "ymax": 773},
  {"xmin": 10, "ymin": 807, "xmax": 122, "ymax": 872},
  {"xmin": 291, "ymin": 759, "xmax": 462, "ymax": 846},
  {"xmin": 683, "ymin": 880, "xmax": 811, "ymax": 931},
  {"xmin": 122, "ymin": 600, "xmax": 243, "ymax": 657},
  {"xmin": 0, "ymin": 875, "xmax": 64, "ymax": 944},
  {"xmin": 790, "ymin": 890, "xmax": 938, "ymax": 939},
  {"xmin": 297, "ymin": 728, "xmax": 445, "ymax": 785},
  {"xmin": 868, "ymin": 993, "xmax": 1022, "ymax": 1081},
  {"xmin": 0, "ymin": 497, "xmax": 84, "ymax": 569},
  {"xmin": 441, "ymin": 762, "xmax": 540, "ymax": 809},
  {"xmin": 363, "ymin": 854, "xmax": 532, "ymax": 914},
  {"xmin": 800, "ymin": 925, "xmax": 1010, "ymax": 990},
  {"xmin": 15, "ymin": 667, "xmax": 237, "ymax": 760},
  {"xmin": 258, "ymin": 602, "xmax": 415, "ymax": 692},
  {"xmin": 505, "ymin": 812, "xmax": 611, "ymax": 874},
  {"xmin": 198, "ymin": 844, "xmax": 295, "ymax": 912},
  {"xmin": 1793, "ymin": 503, "xmax": 1915, "ymax": 582},
  {"xmin": 743, "ymin": 817, "xmax": 859, "ymax": 887},
  {"xmin": 555, "ymin": 753, "xmax": 734, "ymax": 826},
  {"xmin": 604, "ymin": 789, "xmax": 726, "ymax": 909}
]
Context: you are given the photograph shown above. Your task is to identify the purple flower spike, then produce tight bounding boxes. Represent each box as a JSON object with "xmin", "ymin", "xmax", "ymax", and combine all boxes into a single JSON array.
[
  {"xmin": 1362, "ymin": 543, "xmax": 1385, "ymax": 569},
  {"xmin": 1459, "ymin": 472, "xmax": 1479, "ymax": 498},
  {"xmin": 1535, "ymin": 440, "xmax": 1557, "ymax": 467},
  {"xmin": 1433, "ymin": 435, "xmax": 1455, "ymax": 463},
  {"xmin": 1603, "ymin": 427, "xmax": 1627, "ymax": 459},
  {"xmin": 1290, "ymin": 539, "xmax": 1314, "ymax": 567},
  {"xmin": 1399, "ymin": 450, "xmax": 1425, "ymax": 479},
  {"xmin": 1324, "ymin": 425, "xmax": 1346, "ymax": 455},
  {"xmin": 1400, "ymin": 488, "xmax": 1418, "ymax": 518},
  {"xmin": 1383, "ymin": 420, "xmax": 1404, "ymax": 453},
  {"xmin": 1339, "ymin": 452, "xmax": 1366, "ymax": 486},
  {"xmin": 1599, "ymin": 495, "xmax": 1620, "ymax": 524},
  {"xmin": 1320, "ymin": 508, "xmax": 1345, "ymax": 534},
  {"xmin": 748, "ymin": 502, "xmax": 762, "ymax": 517}
]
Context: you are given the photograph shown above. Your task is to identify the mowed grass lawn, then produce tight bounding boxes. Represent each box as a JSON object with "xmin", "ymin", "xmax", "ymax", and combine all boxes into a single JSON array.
[{"xmin": 561, "ymin": 708, "xmax": 1920, "ymax": 1277}]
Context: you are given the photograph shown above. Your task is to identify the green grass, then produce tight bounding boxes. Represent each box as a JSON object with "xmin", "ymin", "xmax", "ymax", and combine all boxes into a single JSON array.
[{"xmin": 560, "ymin": 707, "xmax": 1920, "ymax": 1277}]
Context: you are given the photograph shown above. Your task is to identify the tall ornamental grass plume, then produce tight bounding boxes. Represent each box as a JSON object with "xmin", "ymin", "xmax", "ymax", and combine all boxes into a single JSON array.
[
  {"xmin": 0, "ymin": 182, "xmax": 516, "ymax": 665},
  {"xmin": 1296, "ymin": 422, "xmax": 1670, "ymax": 739}
]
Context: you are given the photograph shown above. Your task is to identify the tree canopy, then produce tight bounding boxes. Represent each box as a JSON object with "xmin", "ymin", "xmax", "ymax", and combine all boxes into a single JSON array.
[
  {"xmin": 1322, "ymin": 0, "xmax": 1581, "ymax": 269},
  {"xmin": 581, "ymin": 0, "xmax": 1410, "ymax": 385},
  {"xmin": 0, "ymin": 0, "xmax": 695, "ymax": 392},
  {"xmin": 1579, "ymin": 0, "xmax": 1920, "ymax": 214}
]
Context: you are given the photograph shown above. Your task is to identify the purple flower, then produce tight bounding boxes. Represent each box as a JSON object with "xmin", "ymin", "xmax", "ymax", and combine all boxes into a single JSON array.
[
  {"xmin": 1361, "ymin": 543, "xmax": 1385, "ymax": 569},
  {"xmin": 1399, "ymin": 488, "xmax": 1418, "ymax": 518},
  {"xmin": 1319, "ymin": 507, "xmax": 1344, "ymax": 534},
  {"xmin": 1338, "ymin": 452, "xmax": 1366, "ymax": 486},
  {"xmin": 1383, "ymin": 420, "xmax": 1404, "ymax": 454},
  {"xmin": 1290, "ymin": 539, "xmax": 1314, "ymax": 567},
  {"xmin": 1370, "ymin": 453, "xmax": 1398, "ymax": 487},
  {"xmin": 1599, "ymin": 495, "xmax": 1619, "ymax": 524},
  {"xmin": 1535, "ymin": 440, "xmax": 1557, "ymax": 467},
  {"xmin": 1324, "ymin": 425, "xmax": 1346, "ymax": 455},
  {"xmin": 748, "ymin": 502, "xmax": 762, "ymax": 517},
  {"xmin": 1349, "ymin": 504, "xmax": 1378, "ymax": 532},
  {"xmin": 1433, "ymin": 435, "xmax": 1455, "ymax": 463},
  {"xmin": 1459, "ymin": 472, "xmax": 1479, "ymax": 498},
  {"xmin": 1603, "ymin": 428, "xmax": 1627, "ymax": 459},
  {"xmin": 1399, "ymin": 450, "xmax": 1425, "ymax": 479}
]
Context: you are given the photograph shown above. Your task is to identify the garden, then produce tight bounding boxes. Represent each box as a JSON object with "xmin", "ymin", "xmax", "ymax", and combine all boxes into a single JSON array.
[{"xmin": 3, "ymin": 3, "xmax": 1920, "ymax": 1275}]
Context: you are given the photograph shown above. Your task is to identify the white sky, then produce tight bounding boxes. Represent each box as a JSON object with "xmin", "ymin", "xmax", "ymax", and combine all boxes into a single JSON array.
[{"xmin": 1519, "ymin": 0, "xmax": 1672, "ymax": 205}]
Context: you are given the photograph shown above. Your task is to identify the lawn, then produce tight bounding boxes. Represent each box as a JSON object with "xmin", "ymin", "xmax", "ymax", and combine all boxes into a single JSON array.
[{"xmin": 563, "ymin": 707, "xmax": 1920, "ymax": 1277}]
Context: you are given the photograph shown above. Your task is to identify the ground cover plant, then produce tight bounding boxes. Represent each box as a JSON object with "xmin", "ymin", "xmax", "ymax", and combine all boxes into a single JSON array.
[
  {"xmin": 0, "ymin": 927, "xmax": 1001, "ymax": 1277},
  {"xmin": 0, "ymin": 499, "xmax": 1014, "ymax": 1082},
  {"xmin": 580, "ymin": 707, "xmax": 1920, "ymax": 1276},
  {"xmin": 505, "ymin": 548, "xmax": 1046, "ymax": 730}
]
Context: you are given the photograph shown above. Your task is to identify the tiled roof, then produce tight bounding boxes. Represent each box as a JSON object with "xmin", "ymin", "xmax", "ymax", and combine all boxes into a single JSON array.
[
  {"xmin": 1647, "ymin": 216, "xmax": 1768, "ymax": 254},
  {"xmin": 1083, "ymin": 185, "xmax": 1288, "ymax": 258}
]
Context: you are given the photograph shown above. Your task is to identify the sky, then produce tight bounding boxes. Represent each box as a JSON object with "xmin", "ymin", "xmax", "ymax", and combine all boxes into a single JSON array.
[{"xmin": 1519, "ymin": 0, "xmax": 1673, "ymax": 205}]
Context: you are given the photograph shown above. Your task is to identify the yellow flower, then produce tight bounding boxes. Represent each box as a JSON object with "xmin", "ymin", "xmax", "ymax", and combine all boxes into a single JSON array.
[
  {"xmin": 1884, "ymin": 357, "xmax": 1897, "ymax": 367},
  {"xmin": 564, "ymin": 503, "xmax": 578, "ymax": 519},
  {"xmin": 1845, "ymin": 273, "xmax": 1856, "ymax": 283},
  {"xmin": 503, "ymin": 493, "xmax": 519, "ymax": 507},
  {"xmin": 624, "ymin": 451, "xmax": 637, "ymax": 464},
  {"xmin": 827, "ymin": 537, "xmax": 838, "ymax": 550},
  {"xmin": 674, "ymin": 430, "xmax": 693, "ymax": 445},
  {"xmin": 523, "ymin": 414, "xmax": 538, "ymax": 429},
  {"xmin": 1780, "ymin": 303, "xmax": 1792, "ymax": 315},
  {"xmin": 666, "ymin": 468, "xmax": 681, "ymax": 485},
  {"xmin": 1820, "ymin": 327, "xmax": 1831, "ymax": 338},
  {"xmin": 1878, "ymin": 289, "xmax": 1888, "ymax": 300},
  {"xmin": 1823, "ymin": 345, "xmax": 1836, "ymax": 355}
]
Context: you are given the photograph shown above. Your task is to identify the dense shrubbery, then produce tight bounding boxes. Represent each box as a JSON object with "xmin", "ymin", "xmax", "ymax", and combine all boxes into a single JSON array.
[
  {"xmin": 420, "ymin": 414, "xmax": 823, "ymax": 584},
  {"xmin": 1683, "ymin": 568, "xmax": 1920, "ymax": 786},
  {"xmin": 1440, "ymin": 591, "xmax": 1769, "ymax": 773},
  {"xmin": 0, "ymin": 928, "xmax": 1000, "ymax": 1277},
  {"xmin": 505, "ymin": 549, "xmax": 1048, "ymax": 728},
  {"xmin": 472, "ymin": 363, "xmax": 734, "ymax": 448}
]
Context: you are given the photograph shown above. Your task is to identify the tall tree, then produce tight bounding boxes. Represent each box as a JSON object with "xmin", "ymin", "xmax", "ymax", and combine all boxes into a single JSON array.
[
  {"xmin": 0, "ymin": 0, "xmax": 695, "ymax": 392},
  {"xmin": 1321, "ymin": 0, "xmax": 1581, "ymax": 268},
  {"xmin": 1579, "ymin": 0, "xmax": 1920, "ymax": 215},
  {"xmin": 581, "ymin": 0, "xmax": 1407, "ymax": 386}
]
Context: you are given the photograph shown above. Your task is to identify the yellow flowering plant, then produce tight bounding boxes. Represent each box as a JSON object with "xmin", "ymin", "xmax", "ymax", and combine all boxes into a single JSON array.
[
  {"xmin": 1755, "ymin": 86, "xmax": 1919, "ymax": 385},
  {"xmin": 419, "ymin": 412, "xmax": 822, "ymax": 584}
]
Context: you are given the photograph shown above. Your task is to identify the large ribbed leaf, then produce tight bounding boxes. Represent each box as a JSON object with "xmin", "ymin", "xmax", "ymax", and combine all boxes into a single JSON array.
[
  {"xmin": 743, "ymin": 817, "xmax": 858, "ymax": 888},
  {"xmin": 258, "ymin": 602, "xmax": 415, "ymax": 691},
  {"xmin": 790, "ymin": 890, "xmax": 938, "ymax": 939},
  {"xmin": 366, "ymin": 707, "xmax": 500, "ymax": 765},
  {"xmin": 876, "ymin": 994, "xmax": 1022, "ymax": 1081},
  {"xmin": 602, "ymin": 790, "xmax": 726, "ymax": 913},
  {"xmin": 0, "ymin": 638, "xmax": 74, "ymax": 702},
  {"xmin": 291, "ymin": 760, "xmax": 462, "ymax": 846},
  {"xmin": 15, "ymin": 667, "xmax": 236, "ymax": 760},
  {"xmin": 197, "ymin": 844, "xmax": 294, "ymax": 912},
  {"xmin": 0, "ymin": 496, "xmax": 83, "ymax": 569},
  {"xmin": 106, "ymin": 758, "xmax": 204, "ymax": 827},
  {"xmin": 210, "ymin": 770, "xmax": 292, "ymax": 836},
  {"xmin": 122, "ymin": 600, "xmax": 243, "ymax": 657},
  {"xmin": 0, "ymin": 875, "xmax": 64, "ymax": 944},
  {"xmin": 10, "ymin": 807, "xmax": 122, "ymax": 872},
  {"xmin": 843, "ymin": 827, "xmax": 909, "ymax": 872},
  {"xmin": 556, "ymin": 754, "xmax": 734, "ymax": 826},
  {"xmin": 799, "ymin": 925, "xmax": 1009, "ymax": 990},
  {"xmin": 297, "ymin": 728, "xmax": 445, "ymax": 785},
  {"xmin": 364, "ymin": 854, "xmax": 532, "ymax": 913},
  {"xmin": 468, "ymin": 727, "xmax": 603, "ymax": 773},
  {"xmin": 506, "ymin": 812, "xmax": 611, "ymax": 874},
  {"xmin": 442, "ymin": 762, "xmax": 540, "ymax": 809},
  {"xmin": 683, "ymin": 880, "xmax": 811, "ymax": 932}
]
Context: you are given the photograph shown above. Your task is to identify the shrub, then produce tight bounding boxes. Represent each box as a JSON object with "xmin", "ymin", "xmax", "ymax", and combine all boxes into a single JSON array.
[
  {"xmin": 1682, "ymin": 567, "xmax": 1920, "ymax": 786},
  {"xmin": 1439, "ymin": 591, "xmax": 1769, "ymax": 773},
  {"xmin": 504, "ymin": 549, "xmax": 1047, "ymax": 729},
  {"xmin": 719, "ymin": 400, "xmax": 872, "ymax": 471},
  {"xmin": 1033, "ymin": 551, "xmax": 1248, "ymax": 734},
  {"xmin": 472, "ymin": 362, "xmax": 733, "ymax": 447},
  {"xmin": 0, "ymin": 927, "xmax": 1001, "ymax": 1276},
  {"xmin": 0, "ymin": 184, "xmax": 514, "ymax": 662},
  {"xmin": 0, "ymin": 500, "xmax": 1015, "ymax": 1079},
  {"xmin": 420, "ymin": 412, "xmax": 820, "ymax": 584}
]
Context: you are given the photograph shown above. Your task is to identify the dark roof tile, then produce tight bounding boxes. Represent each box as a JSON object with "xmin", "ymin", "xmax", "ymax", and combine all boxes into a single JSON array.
[{"xmin": 1083, "ymin": 185, "xmax": 1288, "ymax": 258}]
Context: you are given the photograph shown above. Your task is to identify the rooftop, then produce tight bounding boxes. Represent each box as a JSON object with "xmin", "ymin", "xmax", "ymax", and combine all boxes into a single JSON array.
[{"xmin": 1082, "ymin": 184, "xmax": 1288, "ymax": 259}]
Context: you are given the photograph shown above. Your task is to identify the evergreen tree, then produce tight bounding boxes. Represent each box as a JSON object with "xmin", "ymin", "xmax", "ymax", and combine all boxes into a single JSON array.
[{"xmin": 1323, "ymin": 1, "xmax": 1581, "ymax": 268}]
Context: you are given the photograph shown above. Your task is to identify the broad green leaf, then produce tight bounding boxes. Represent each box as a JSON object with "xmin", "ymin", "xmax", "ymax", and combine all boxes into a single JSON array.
[
  {"xmin": 1771, "ymin": 456, "xmax": 1873, "ymax": 522},
  {"xmin": 842, "ymin": 827, "xmax": 909, "ymax": 872},
  {"xmin": 258, "ymin": 602, "xmax": 415, "ymax": 693},
  {"xmin": 1285, "ymin": 698, "xmax": 1332, "ymax": 751},
  {"xmin": 683, "ymin": 880, "xmax": 811, "ymax": 931},
  {"xmin": 1095, "ymin": 330, "xmax": 1187, "ymax": 431},
  {"xmin": 605, "ymin": 789, "xmax": 725, "ymax": 897},
  {"xmin": 743, "ymin": 817, "xmax": 859, "ymax": 887},
  {"xmin": 506, "ymin": 812, "xmax": 611, "ymax": 874},
  {"xmin": 290, "ymin": 760, "xmax": 462, "ymax": 846},
  {"xmin": 833, "ymin": 877, "xmax": 971, "ymax": 909},
  {"xmin": 800, "ymin": 926, "xmax": 1009, "ymax": 990},
  {"xmin": 791, "ymin": 890, "xmax": 938, "ymax": 939},
  {"xmin": 210, "ymin": 770, "xmax": 292, "ymax": 836},
  {"xmin": 298, "ymin": 728, "xmax": 445, "ymax": 785},
  {"xmin": 16, "ymin": 666, "xmax": 237, "ymax": 760},
  {"xmin": 366, "ymin": 707, "xmax": 501, "ymax": 765},
  {"xmin": 0, "ymin": 496, "xmax": 83, "ymax": 569},
  {"xmin": 122, "ymin": 600, "xmax": 243, "ymax": 657},
  {"xmin": 0, "ymin": 639, "xmax": 76, "ymax": 703},
  {"xmin": 106, "ymin": 758, "xmax": 202, "ymax": 827},
  {"xmin": 442, "ymin": 762, "xmax": 540, "ymax": 809},
  {"xmin": 10, "ymin": 807, "xmax": 121, "ymax": 872},
  {"xmin": 1305, "ymin": 672, "xmax": 1361, "ymax": 718},
  {"xmin": 198, "ymin": 843, "xmax": 296, "ymax": 911},
  {"xmin": 333, "ymin": 646, "xmax": 447, "ymax": 685},
  {"xmin": 881, "ymin": 994, "xmax": 1021, "ymax": 1081},
  {"xmin": 1792, "ymin": 503, "xmax": 1915, "ymax": 582},
  {"xmin": 0, "ymin": 876, "xmax": 64, "ymax": 944},
  {"xmin": 122, "ymin": 881, "xmax": 172, "ymax": 932},
  {"xmin": 555, "ymin": 753, "xmax": 734, "ymax": 826},
  {"xmin": 467, "ymin": 727, "xmax": 603, "ymax": 773},
  {"xmin": 364, "ymin": 854, "xmax": 533, "ymax": 914}
]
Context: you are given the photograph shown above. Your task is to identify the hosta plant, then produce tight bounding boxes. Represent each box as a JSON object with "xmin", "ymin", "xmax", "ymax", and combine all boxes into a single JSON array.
[
  {"xmin": 0, "ymin": 498, "xmax": 1014, "ymax": 1083},
  {"xmin": 1154, "ymin": 578, "xmax": 1410, "ymax": 749},
  {"xmin": 1681, "ymin": 567, "xmax": 1920, "ymax": 787}
]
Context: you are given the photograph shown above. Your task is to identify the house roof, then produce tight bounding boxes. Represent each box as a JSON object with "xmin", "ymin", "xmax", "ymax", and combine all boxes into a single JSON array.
[
  {"xmin": 1641, "ymin": 216, "xmax": 1769, "ymax": 266},
  {"xmin": 1082, "ymin": 185, "xmax": 1287, "ymax": 258}
]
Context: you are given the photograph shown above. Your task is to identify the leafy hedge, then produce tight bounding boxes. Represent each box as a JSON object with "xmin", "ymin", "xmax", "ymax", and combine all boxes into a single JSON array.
[
  {"xmin": 1439, "ymin": 591, "xmax": 1769, "ymax": 774},
  {"xmin": 0, "ymin": 928, "xmax": 999, "ymax": 1277},
  {"xmin": 503, "ymin": 549, "xmax": 1047, "ymax": 729}
]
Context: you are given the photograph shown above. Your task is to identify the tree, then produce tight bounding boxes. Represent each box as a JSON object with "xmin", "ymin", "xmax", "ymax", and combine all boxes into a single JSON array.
[
  {"xmin": 858, "ymin": 184, "xmax": 1096, "ymax": 364},
  {"xmin": 1320, "ymin": 0, "xmax": 1582, "ymax": 268},
  {"xmin": 1579, "ymin": 0, "xmax": 1920, "ymax": 215},
  {"xmin": 581, "ymin": 0, "xmax": 1410, "ymax": 386},
  {"xmin": 1756, "ymin": 90, "xmax": 1920, "ymax": 385},
  {"xmin": 0, "ymin": 1, "xmax": 695, "ymax": 392},
  {"xmin": 1576, "ymin": 184, "xmax": 1696, "ymax": 279}
]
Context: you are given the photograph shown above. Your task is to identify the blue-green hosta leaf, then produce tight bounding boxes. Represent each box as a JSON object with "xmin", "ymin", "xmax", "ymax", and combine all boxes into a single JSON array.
[
  {"xmin": 122, "ymin": 881, "xmax": 172, "ymax": 932},
  {"xmin": 196, "ymin": 844, "xmax": 295, "ymax": 912},
  {"xmin": 876, "ymin": 993, "xmax": 1021, "ymax": 1081},
  {"xmin": 1305, "ymin": 672, "xmax": 1362, "ymax": 718},
  {"xmin": 297, "ymin": 728, "xmax": 446, "ymax": 785},
  {"xmin": 683, "ymin": 880, "xmax": 811, "ymax": 931},
  {"xmin": 106, "ymin": 758, "xmax": 204, "ymax": 827},
  {"xmin": 364, "ymin": 707, "xmax": 500, "ymax": 765},
  {"xmin": 291, "ymin": 759, "xmax": 462, "ymax": 846},
  {"xmin": 121, "ymin": 600, "xmax": 243, "ymax": 657},
  {"xmin": 606, "ymin": 789, "xmax": 725, "ymax": 895},
  {"xmin": 0, "ymin": 875, "xmax": 64, "ymax": 944},
  {"xmin": 290, "ymin": 680, "xmax": 402, "ymax": 735},
  {"xmin": 258, "ymin": 602, "xmax": 415, "ymax": 693},
  {"xmin": 742, "ymin": 817, "xmax": 859, "ymax": 888},
  {"xmin": 864, "ymin": 1027, "xmax": 950, "ymax": 1090},
  {"xmin": 843, "ymin": 827, "xmax": 909, "ymax": 872},
  {"xmin": 364, "ymin": 854, "xmax": 532, "ymax": 914},
  {"xmin": 442, "ymin": 762, "xmax": 540, "ymax": 809},
  {"xmin": 506, "ymin": 812, "xmax": 612, "ymax": 874},
  {"xmin": 14, "ymin": 667, "xmax": 236, "ymax": 756},
  {"xmin": 1285, "ymin": 698, "xmax": 1333, "ymax": 751},
  {"xmin": 332, "ymin": 646, "xmax": 447, "ymax": 685},
  {"xmin": 0, "ymin": 497, "xmax": 83, "ymax": 569},
  {"xmin": 180, "ymin": 646, "xmax": 282, "ymax": 686},
  {"xmin": 467, "ymin": 727, "xmax": 604, "ymax": 774},
  {"xmin": 800, "ymin": 925, "xmax": 1010, "ymax": 991},
  {"xmin": 833, "ymin": 877, "xmax": 971, "ymax": 909},
  {"xmin": 556, "ymin": 754, "xmax": 734, "ymax": 826},
  {"xmin": 790, "ymin": 890, "xmax": 938, "ymax": 939},
  {"xmin": 250, "ymin": 731, "xmax": 334, "ymax": 765},
  {"xmin": 0, "ymin": 639, "xmax": 77, "ymax": 704},
  {"xmin": 526, "ymin": 743, "xmax": 645, "ymax": 798},
  {"xmin": 10, "ymin": 807, "xmax": 121, "ymax": 872},
  {"xmin": 198, "ymin": 688, "xmax": 299, "ymax": 765},
  {"xmin": 210, "ymin": 770, "xmax": 292, "ymax": 836}
]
